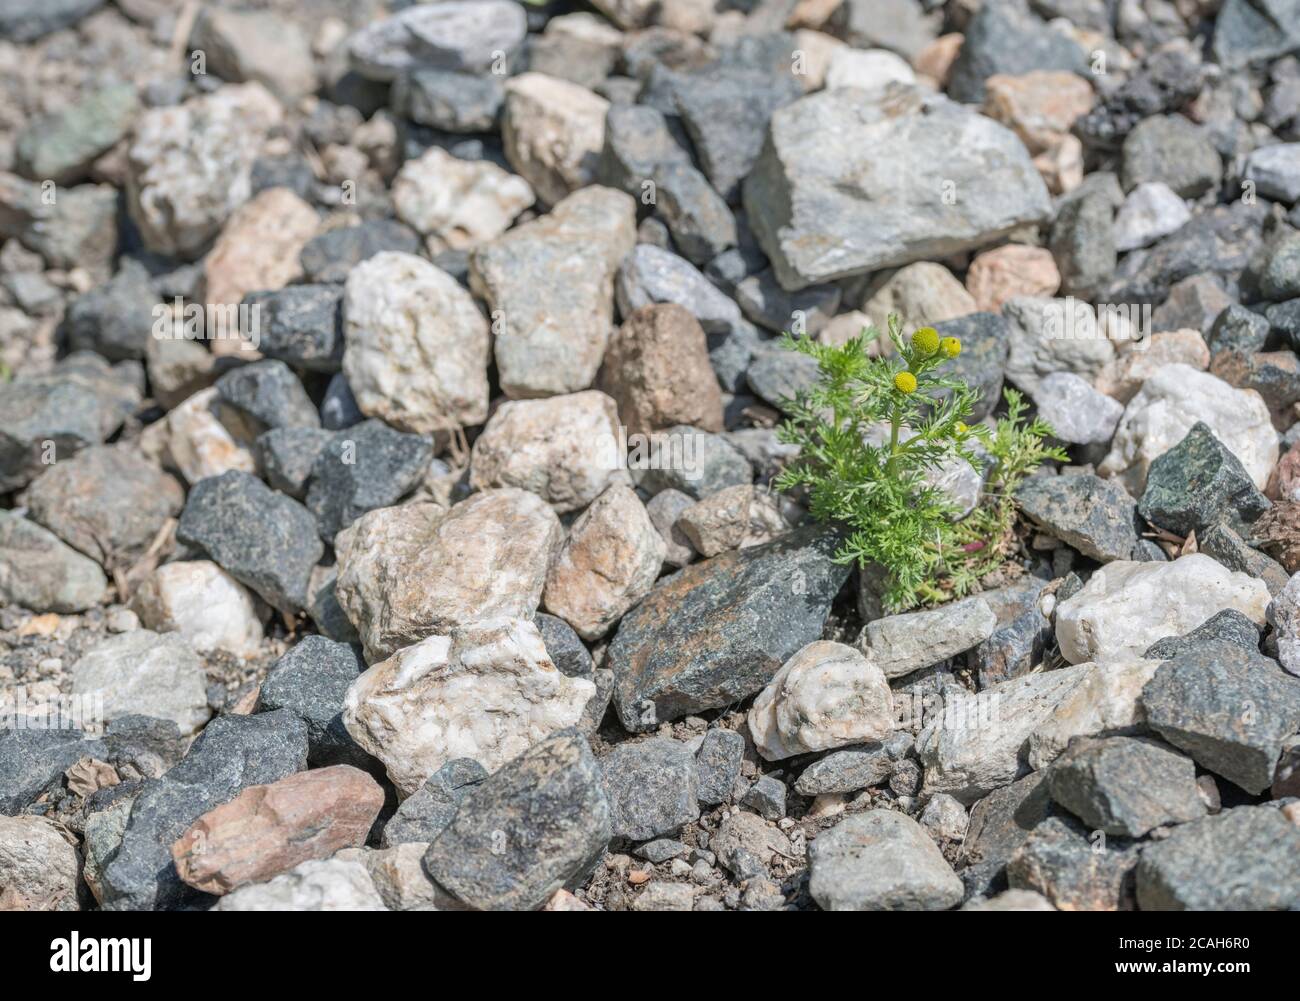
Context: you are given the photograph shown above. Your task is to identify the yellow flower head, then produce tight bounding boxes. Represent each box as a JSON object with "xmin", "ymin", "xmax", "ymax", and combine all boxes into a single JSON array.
[
  {"xmin": 940, "ymin": 336, "xmax": 962, "ymax": 358},
  {"xmin": 954, "ymin": 421, "xmax": 969, "ymax": 435},
  {"xmin": 894, "ymin": 371, "xmax": 918, "ymax": 394},
  {"xmin": 911, "ymin": 327, "xmax": 940, "ymax": 355}
]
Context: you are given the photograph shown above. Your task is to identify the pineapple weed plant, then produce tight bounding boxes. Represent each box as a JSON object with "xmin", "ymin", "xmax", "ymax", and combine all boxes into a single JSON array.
[{"xmin": 776, "ymin": 314, "xmax": 1067, "ymax": 612}]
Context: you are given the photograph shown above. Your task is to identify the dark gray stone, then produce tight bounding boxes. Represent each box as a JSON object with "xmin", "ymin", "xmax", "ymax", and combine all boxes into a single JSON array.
[
  {"xmin": 534, "ymin": 612, "xmax": 593, "ymax": 678},
  {"xmin": 635, "ymin": 838, "xmax": 687, "ymax": 863},
  {"xmin": 1120, "ymin": 115, "xmax": 1223, "ymax": 197},
  {"xmin": 600, "ymin": 737, "xmax": 700, "ymax": 841},
  {"xmin": 1075, "ymin": 48, "xmax": 1203, "ymax": 152},
  {"xmin": 651, "ymin": 160, "xmax": 737, "ymax": 266},
  {"xmin": 256, "ymin": 636, "xmax": 369, "ymax": 769},
  {"xmin": 633, "ymin": 424, "xmax": 752, "ymax": 500},
  {"xmin": 794, "ymin": 743, "xmax": 893, "ymax": 795},
  {"xmin": 63, "ymin": 260, "xmax": 155, "ymax": 361},
  {"xmin": 947, "ymin": 0, "xmax": 1088, "ymax": 104},
  {"xmin": 0, "ymin": 0, "xmax": 104, "ymax": 42},
  {"xmin": 1152, "ymin": 273, "xmax": 1234, "ymax": 332},
  {"xmin": 740, "ymin": 774, "xmax": 787, "ymax": 820},
  {"xmin": 1138, "ymin": 422, "xmax": 1270, "ymax": 538},
  {"xmin": 321, "ymin": 373, "xmax": 364, "ymax": 430},
  {"xmin": 596, "ymin": 104, "xmax": 690, "ymax": 197},
  {"xmin": 609, "ymin": 526, "xmax": 850, "ymax": 730},
  {"xmin": 960, "ymin": 771, "xmax": 1056, "ymax": 898},
  {"xmin": 176, "ymin": 470, "xmax": 324, "ymax": 613},
  {"xmin": 422, "ymin": 730, "xmax": 611, "ymax": 911},
  {"xmin": 215, "ymin": 360, "xmax": 320, "ymax": 431},
  {"xmin": 249, "ymin": 154, "xmax": 315, "ymax": 202},
  {"xmin": 305, "ymin": 419, "xmax": 434, "ymax": 540},
  {"xmin": 746, "ymin": 348, "xmax": 822, "ymax": 413},
  {"xmin": 0, "ymin": 727, "xmax": 110, "ymax": 815},
  {"xmin": 393, "ymin": 68, "xmax": 503, "ymax": 133},
  {"xmin": 694, "ymin": 728, "xmax": 745, "ymax": 804},
  {"xmin": 1213, "ymin": 0, "xmax": 1300, "ymax": 70},
  {"xmin": 927, "ymin": 312, "xmax": 1010, "ymax": 422},
  {"xmin": 1210, "ymin": 303, "xmax": 1271, "ymax": 356},
  {"xmin": 1137, "ymin": 804, "xmax": 1300, "ymax": 909},
  {"xmin": 1142, "ymin": 641, "xmax": 1300, "ymax": 794},
  {"xmin": 298, "ymin": 220, "xmax": 422, "ymax": 285},
  {"xmin": 1143, "ymin": 608, "xmax": 1263, "ymax": 660},
  {"xmin": 1017, "ymin": 473, "xmax": 1141, "ymax": 562},
  {"xmin": 1195, "ymin": 523, "xmax": 1291, "ymax": 596},
  {"xmin": 1006, "ymin": 814, "xmax": 1139, "ymax": 911},
  {"xmin": 246, "ymin": 284, "xmax": 345, "ymax": 372},
  {"xmin": 833, "ymin": 0, "xmax": 939, "ymax": 59},
  {"xmin": 254, "ymin": 427, "xmax": 334, "ymax": 499},
  {"xmin": 735, "ymin": 269, "xmax": 840, "ymax": 336},
  {"xmin": 1048, "ymin": 736, "xmax": 1205, "ymax": 838},
  {"xmin": 98, "ymin": 710, "xmax": 309, "ymax": 910},
  {"xmin": 970, "ymin": 578, "xmax": 1053, "ymax": 687},
  {"xmin": 381, "ymin": 758, "xmax": 487, "ymax": 848},
  {"xmin": 1051, "ymin": 174, "xmax": 1120, "ymax": 299}
]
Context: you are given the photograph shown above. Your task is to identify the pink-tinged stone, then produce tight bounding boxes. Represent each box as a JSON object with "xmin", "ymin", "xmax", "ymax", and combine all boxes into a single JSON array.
[{"xmin": 965, "ymin": 245, "xmax": 1061, "ymax": 312}]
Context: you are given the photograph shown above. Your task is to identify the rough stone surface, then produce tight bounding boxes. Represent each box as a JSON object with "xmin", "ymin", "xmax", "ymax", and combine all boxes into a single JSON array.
[
  {"xmin": 1016, "ymin": 473, "xmax": 1140, "ymax": 563},
  {"xmin": 600, "ymin": 736, "xmax": 699, "ymax": 841},
  {"xmin": 0, "ymin": 512, "xmax": 107, "ymax": 613},
  {"xmin": 69, "ymin": 630, "xmax": 211, "ymax": 737},
  {"xmin": 857, "ymin": 597, "xmax": 998, "ymax": 679},
  {"xmin": 809, "ymin": 810, "xmax": 963, "ymax": 911},
  {"xmin": 256, "ymin": 636, "xmax": 369, "ymax": 769},
  {"xmin": 381, "ymin": 758, "xmax": 487, "ymax": 848},
  {"xmin": 1138, "ymin": 422, "xmax": 1271, "ymax": 538},
  {"xmin": 213, "ymin": 858, "xmax": 386, "ymax": 911},
  {"xmin": 0, "ymin": 814, "xmax": 82, "ymax": 911},
  {"xmin": 392, "ymin": 147, "xmax": 533, "ymax": 249}
]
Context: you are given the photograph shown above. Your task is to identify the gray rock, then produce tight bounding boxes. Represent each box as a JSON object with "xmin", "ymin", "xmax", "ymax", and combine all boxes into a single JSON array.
[
  {"xmin": 970, "ymin": 578, "xmax": 1053, "ymax": 687},
  {"xmin": 382, "ymin": 758, "xmax": 487, "ymax": 848},
  {"xmin": 256, "ymin": 636, "xmax": 370, "ymax": 769},
  {"xmin": 63, "ymin": 259, "xmax": 155, "ymax": 361},
  {"xmin": 745, "ymin": 349, "xmax": 822, "ymax": 413},
  {"xmin": 833, "ymin": 0, "xmax": 939, "ymax": 60},
  {"xmin": 809, "ymin": 810, "xmax": 964, "ymax": 911},
  {"xmin": 1113, "ymin": 182, "xmax": 1192, "ymax": 252},
  {"xmin": 0, "ymin": 174, "xmax": 117, "ymax": 271},
  {"xmin": 321, "ymin": 373, "xmax": 363, "ymax": 431},
  {"xmin": 857, "ymin": 596, "xmax": 998, "ymax": 679},
  {"xmin": 305, "ymin": 420, "xmax": 434, "ymax": 540},
  {"xmin": 635, "ymin": 838, "xmax": 687, "ymax": 863},
  {"xmin": 650, "ymin": 160, "xmax": 737, "ymax": 266},
  {"xmin": 24, "ymin": 445, "xmax": 183, "ymax": 568},
  {"xmin": 960, "ymin": 771, "xmax": 1056, "ymax": 898},
  {"xmin": 1017, "ymin": 473, "xmax": 1141, "ymax": 563},
  {"xmin": 617, "ymin": 244, "xmax": 745, "ymax": 337},
  {"xmin": 740, "ymin": 774, "xmax": 787, "ymax": 820},
  {"xmin": 596, "ymin": 104, "xmax": 690, "ymax": 195},
  {"xmin": 245, "ymin": 285, "xmax": 345, "ymax": 372},
  {"xmin": 632, "ymin": 424, "xmax": 753, "ymax": 500},
  {"xmin": 1213, "ymin": 0, "xmax": 1300, "ymax": 70},
  {"xmin": 1197, "ymin": 522, "xmax": 1291, "ymax": 596},
  {"xmin": 0, "ymin": 0, "xmax": 103, "ymax": 42},
  {"xmin": 215, "ymin": 360, "xmax": 320, "ymax": 431},
  {"xmin": 348, "ymin": 0, "xmax": 527, "ymax": 81},
  {"xmin": 422, "ymin": 731, "xmax": 612, "ymax": 910},
  {"xmin": 1142, "ymin": 608, "xmax": 1262, "ymax": 660},
  {"xmin": 393, "ymin": 69, "xmax": 504, "ymax": 133},
  {"xmin": 745, "ymin": 87, "xmax": 1052, "ymax": 290},
  {"xmin": 600, "ymin": 736, "xmax": 700, "ymax": 841},
  {"xmin": 0, "ymin": 512, "xmax": 106, "ymax": 613},
  {"xmin": 1138, "ymin": 422, "xmax": 1270, "ymax": 539},
  {"xmin": 1210, "ymin": 304, "xmax": 1271, "ymax": 356},
  {"xmin": 99, "ymin": 711, "xmax": 309, "ymax": 910},
  {"xmin": 176, "ymin": 470, "xmax": 324, "ymax": 613},
  {"xmin": 1243, "ymin": 142, "xmax": 1300, "ymax": 203},
  {"xmin": 534, "ymin": 612, "xmax": 593, "ymax": 678},
  {"xmin": 1120, "ymin": 115, "xmax": 1223, "ymax": 197},
  {"xmin": 1137, "ymin": 804, "xmax": 1300, "ymax": 910},
  {"xmin": 929, "ymin": 312, "xmax": 1010, "ymax": 422},
  {"xmin": 794, "ymin": 743, "xmax": 894, "ymax": 795},
  {"xmin": 1051, "ymin": 173, "xmax": 1120, "ymax": 299},
  {"xmin": 1048, "ymin": 736, "xmax": 1206, "ymax": 837},
  {"xmin": 1142, "ymin": 641, "xmax": 1300, "ymax": 793},
  {"xmin": 694, "ymin": 728, "xmax": 744, "ymax": 804},
  {"xmin": 735, "ymin": 270, "xmax": 840, "ymax": 336},
  {"xmin": 1269, "ymin": 573, "xmax": 1300, "ymax": 676},
  {"xmin": 299, "ymin": 223, "xmax": 422, "ymax": 285},
  {"xmin": 947, "ymin": 0, "xmax": 1088, "ymax": 104},
  {"xmin": 254, "ymin": 427, "xmax": 334, "ymax": 499},
  {"xmin": 609, "ymin": 527, "xmax": 850, "ymax": 730},
  {"xmin": 1029, "ymin": 372, "xmax": 1124, "ymax": 446},
  {"xmin": 1007, "ymin": 814, "xmax": 1139, "ymax": 911},
  {"xmin": 0, "ymin": 727, "xmax": 111, "ymax": 815}
]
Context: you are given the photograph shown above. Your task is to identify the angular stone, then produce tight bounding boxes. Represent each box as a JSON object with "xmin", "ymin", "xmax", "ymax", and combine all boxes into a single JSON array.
[
  {"xmin": 423, "ymin": 731, "xmax": 612, "ymax": 911},
  {"xmin": 1243, "ymin": 141, "xmax": 1300, "ymax": 203},
  {"xmin": 632, "ymin": 425, "xmax": 753, "ymax": 501},
  {"xmin": 1002, "ymin": 295, "xmax": 1116, "ymax": 397},
  {"xmin": 946, "ymin": 0, "xmax": 1087, "ymax": 104},
  {"xmin": 70, "ymin": 630, "xmax": 211, "ymax": 737},
  {"xmin": 970, "ymin": 578, "xmax": 1053, "ymax": 688},
  {"xmin": 645, "ymin": 487, "xmax": 698, "ymax": 568},
  {"xmin": 392, "ymin": 147, "xmax": 533, "ymax": 249},
  {"xmin": 63, "ymin": 260, "xmax": 155, "ymax": 362},
  {"xmin": 794, "ymin": 744, "xmax": 894, "ymax": 795},
  {"xmin": 347, "ymin": 0, "xmax": 526, "ymax": 80},
  {"xmin": 1120, "ymin": 115, "xmax": 1222, "ymax": 197},
  {"xmin": 533, "ymin": 613, "xmax": 594, "ymax": 679},
  {"xmin": 650, "ymin": 160, "xmax": 737, "ymax": 266},
  {"xmin": 0, "ymin": 814, "xmax": 82, "ymax": 911},
  {"xmin": 0, "ymin": 728, "xmax": 111, "ymax": 816},
  {"xmin": 1056, "ymin": 555, "xmax": 1272, "ymax": 665},
  {"xmin": 1137, "ymin": 805, "xmax": 1300, "ymax": 910},
  {"xmin": 469, "ymin": 391, "xmax": 630, "ymax": 513},
  {"xmin": 1026, "ymin": 658, "xmax": 1163, "ymax": 770},
  {"xmin": 215, "ymin": 360, "xmax": 319, "ymax": 431},
  {"xmin": 256, "ymin": 636, "xmax": 369, "ymax": 769},
  {"xmin": 343, "ymin": 252, "xmax": 489, "ymax": 433},
  {"xmin": 608, "ymin": 527, "xmax": 850, "ymax": 731},
  {"xmin": 1114, "ymin": 182, "xmax": 1192, "ymax": 251},
  {"xmin": 982, "ymin": 70, "xmax": 1095, "ymax": 155},
  {"xmin": 0, "ymin": 511, "xmax": 106, "ymax": 614},
  {"xmin": 600, "ymin": 736, "xmax": 699, "ymax": 841},
  {"xmin": 1142, "ymin": 641, "xmax": 1300, "ymax": 794},
  {"xmin": 381, "ymin": 758, "xmax": 487, "ymax": 848},
  {"xmin": 1143, "ymin": 608, "xmax": 1263, "ymax": 660},
  {"xmin": 305, "ymin": 420, "xmax": 433, "ymax": 541},
  {"xmin": 745, "ymin": 87, "xmax": 1051, "ymax": 290},
  {"xmin": 1029, "ymin": 372, "xmax": 1123, "ymax": 446},
  {"xmin": 336, "ymin": 491, "xmax": 561, "ymax": 661},
  {"xmin": 299, "ymin": 220, "xmax": 421, "ymax": 285},
  {"xmin": 254, "ymin": 427, "xmax": 333, "ymax": 499},
  {"xmin": 471, "ymin": 186, "xmax": 636, "ymax": 398},
  {"xmin": 809, "ymin": 810, "xmax": 963, "ymax": 911},
  {"xmin": 176, "ymin": 470, "xmax": 324, "ymax": 614},
  {"xmin": 1016, "ymin": 473, "xmax": 1139, "ymax": 563},
  {"xmin": 749, "ymin": 641, "xmax": 894, "ymax": 760},
  {"xmin": 343, "ymin": 618, "xmax": 594, "ymax": 795},
  {"xmin": 501, "ymin": 73, "xmax": 608, "ymax": 207},
  {"xmin": 694, "ymin": 728, "xmax": 744, "ymax": 805},
  {"xmin": 213, "ymin": 858, "xmax": 386, "ymax": 911},
  {"xmin": 393, "ymin": 68, "xmax": 504, "ymax": 133},
  {"xmin": 858, "ymin": 597, "xmax": 998, "ymax": 679},
  {"xmin": 1007, "ymin": 815, "xmax": 1138, "ymax": 911},
  {"xmin": 542, "ymin": 485, "xmax": 665, "ymax": 641},
  {"xmin": 960, "ymin": 771, "xmax": 1056, "ymax": 898},
  {"xmin": 1093, "ymin": 329, "xmax": 1210, "ymax": 404}
]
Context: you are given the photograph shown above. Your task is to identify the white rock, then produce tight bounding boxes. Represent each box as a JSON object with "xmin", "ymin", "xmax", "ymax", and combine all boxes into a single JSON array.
[
  {"xmin": 825, "ymin": 48, "xmax": 917, "ymax": 94},
  {"xmin": 501, "ymin": 72, "xmax": 609, "ymax": 207},
  {"xmin": 918, "ymin": 663, "xmax": 1094, "ymax": 804},
  {"xmin": 1029, "ymin": 371, "xmax": 1124, "ymax": 445},
  {"xmin": 336, "ymin": 492, "xmax": 562, "ymax": 662},
  {"xmin": 919, "ymin": 793, "xmax": 969, "ymax": 841},
  {"xmin": 1026, "ymin": 658, "xmax": 1164, "ymax": 769},
  {"xmin": 1243, "ymin": 142, "xmax": 1300, "ymax": 203},
  {"xmin": 335, "ymin": 843, "xmax": 468, "ymax": 911},
  {"xmin": 470, "ymin": 186, "xmax": 637, "ymax": 398},
  {"xmin": 69, "ymin": 630, "xmax": 211, "ymax": 736},
  {"xmin": 164, "ymin": 387, "xmax": 258, "ymax": 485},
  {"xmin": 1003, "ymin": 295, "xmax": 1116, "ymax": 395},
  {"xmin": 343, "ymin": 617, "xmax": 595, "ymax": 794},
  {"xmin": 392, "ymin": 147, "xmax": 534, "ymax": 250},
  {"xmin": 125, "ymin": 83, "xmax": 284, "ymax": 260},
  {"xmin": 0, "ymin": 814, "xmax": 82, "ymax": 911},
  {"xmin": 1055, "ymin": 555, "xmax": 1272, "ymax": 665},
  {"xmin": 469, "ymin": 390, "xmax": 631, "ymax": 512},
  {"xmin": 1265, "ymin": 572, "xmax": 1300, "ymax": 677},
  {"xmin": 1113, "ymin": 182, "xmax": 1191, "ymax": 251},
  {"xmin": 343, "ymin": 251, "xmax": 490, "ymax": 433},
  {"xmin": 748, "ymin": 641, "xmax": 895, "ymax": 761},
  {"xmin": 1098, "ymin": 363, "xmax": 1278, "ymax": 493},
  {"xmin": 213, "ymin": 858, "xmax": 386, "ymax": 911},
  {"xmin": 857, "ymin": 597, "xmax": 998, "ymax": 679},
  {"xmin": 1092, "ymin": 329, "xmax": 1210, "ymax": 404},
  {"xmin": 129, "ymin": 560, "xmax": 264, "ymax": 657},
  {"xmin": 542, "ymin": 485, "xmax": 666, "ymax": 640}
]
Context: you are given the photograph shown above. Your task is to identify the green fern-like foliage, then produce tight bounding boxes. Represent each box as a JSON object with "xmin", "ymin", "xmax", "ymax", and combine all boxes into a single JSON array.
[{"xmin": 774, "ymin": 314, "xmax": 1067, "ymax": 611}]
